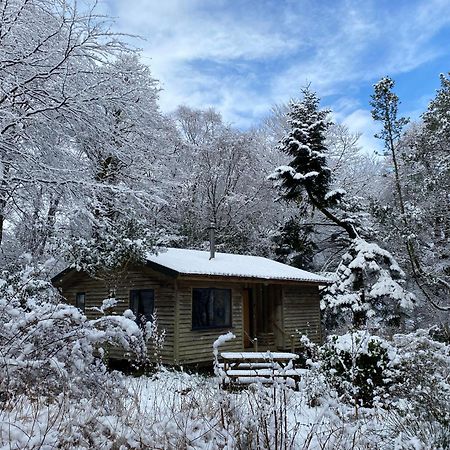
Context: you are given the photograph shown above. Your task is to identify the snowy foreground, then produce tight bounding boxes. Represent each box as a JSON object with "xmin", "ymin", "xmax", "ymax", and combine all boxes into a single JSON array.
[
  {"xmin": 1, "ymin": 271, "xmax": 448, "ymax": 449},
  {"xmin": 1, "ymin": 367, "xmax": 443, "ymax": 450}
]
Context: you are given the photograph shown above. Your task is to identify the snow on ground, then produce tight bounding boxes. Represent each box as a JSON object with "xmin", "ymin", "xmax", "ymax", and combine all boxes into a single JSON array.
[
  {"xmin": 122, "ymin": 369, "xmax": 383, "ymax": 449},
  {"xmin": 0, "ymin": 366, "xmax": 440, "ymax": 449}
]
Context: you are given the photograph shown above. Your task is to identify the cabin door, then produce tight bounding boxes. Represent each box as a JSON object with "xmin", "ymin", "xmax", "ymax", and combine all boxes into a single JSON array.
[{"xmin": 242, "ymin": 288, "xmax": 255, "ymax": 348}]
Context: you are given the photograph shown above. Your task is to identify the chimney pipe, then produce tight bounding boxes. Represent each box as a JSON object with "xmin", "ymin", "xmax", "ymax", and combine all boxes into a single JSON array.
[{"xmin": 209, "ymin": 223, "xmax": 216, "ymax": 260}]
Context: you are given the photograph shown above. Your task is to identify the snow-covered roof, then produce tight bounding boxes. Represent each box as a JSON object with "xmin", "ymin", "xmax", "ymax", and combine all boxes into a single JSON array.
[{"xmin": 146, "ymin": 248, "xmax": 330, "ymax": 284}]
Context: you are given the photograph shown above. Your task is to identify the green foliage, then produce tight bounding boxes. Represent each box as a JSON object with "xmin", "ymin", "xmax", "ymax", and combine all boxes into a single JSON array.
[
  {"xmin": 320, "ymin": 331, "xmax": 393, "ymax": 407},
  {"xmin": 272, "ymin": 217, "xmax": 317, "ymax": 269},
  {"xmin": 270, "ymin": 88, "xmax": 335, "ymax": 205}
]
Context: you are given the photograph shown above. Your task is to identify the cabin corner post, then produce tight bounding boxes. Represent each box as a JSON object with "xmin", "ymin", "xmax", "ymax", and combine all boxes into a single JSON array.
[
  {"xmin": 281, "ymin": 285, "xmax": 286, "ymax": 349},
  {"xmin": 174, "ymin": 279, "xmax": 180, "ymax": 364},
  {"xmin": 318, "ymin": 285, "xmax": 323, "ymax": 344}
]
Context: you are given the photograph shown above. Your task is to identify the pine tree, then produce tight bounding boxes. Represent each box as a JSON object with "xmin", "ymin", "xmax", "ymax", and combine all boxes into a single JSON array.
[
  {"xmin": 269, "ymin": 88, "xmax": 356, "ymax": 238},
  {"xmin": 371, "ymin": 76, "xmax": 450, "ymax": 312},
  {"xmin": 323, "ymin": 239, "xmax": 415, "ymax": 330},
  {"xmin": 272, "ymin": 217, "xmax": 317, "ymax": 269},
  {"xmin": 271, "ymin": 89, "xmax": 333, "ymax": 203},
  {"xmin": 270, "ymin": 88, "xmax": 415, "ymax": 330}
]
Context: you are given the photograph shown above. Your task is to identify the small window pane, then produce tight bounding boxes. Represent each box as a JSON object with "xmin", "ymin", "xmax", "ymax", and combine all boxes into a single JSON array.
[
  {"xmin": 139, "ymin": 290, "xmax": 154, "ymax": 322},
  {"xmin": 76, "ymin": 293, "xmax": 85, "ymax": 312},
  {"xmin": 213, "ymin": 289, "xmax": 231, "ymax": 327}
]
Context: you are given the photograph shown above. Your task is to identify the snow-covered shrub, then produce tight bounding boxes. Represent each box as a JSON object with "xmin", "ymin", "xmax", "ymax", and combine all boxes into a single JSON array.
[
  {"xmin": 66, "ymin": 219, "xmax": 156, "ymax": 277},
  {"xmin": 0, "ymin": 262, "xmax": 147, "ymax": 399},
  {"xmin": 429, "ymin": 323, "xmax": 450, "ymax": 344},
  {"xmin": 320, "ymin": 330, "xmax": 395, "ymax": 407},
  {"xmin": 322, "ymin": 238, "xmax": 415, "ymax": 332},
  {"xmin": 144, "ymin": 312, "xmax": 166, "ymax": 367},
  {"xmin": 383, "ymin": 330, "xmax": 450, "ymax": 448},
  {"xmin": 296, "ymin": 333, "xmax": 320, "ymax": 367}
]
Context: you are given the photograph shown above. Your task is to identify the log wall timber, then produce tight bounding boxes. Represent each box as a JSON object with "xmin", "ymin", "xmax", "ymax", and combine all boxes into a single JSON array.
[
  {"xmin": 59, "ymin": 266, "xmax": 176, "ymax": 364},
  {"xmin": 282, "ymin": 285, "xmax": 322, "ymax": 347}
]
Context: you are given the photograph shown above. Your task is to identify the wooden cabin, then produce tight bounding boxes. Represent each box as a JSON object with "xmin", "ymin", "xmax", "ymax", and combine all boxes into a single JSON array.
[{"xmin": 52, "ymin": 248, "xmax": 330, "ymax": 365}]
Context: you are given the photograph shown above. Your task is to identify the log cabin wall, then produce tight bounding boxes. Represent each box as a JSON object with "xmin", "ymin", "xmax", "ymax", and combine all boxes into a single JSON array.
[
  {"xmin": 282, "ymin": 284, "xmax": 322, "ymax": 347},
  {"xmin": 58, "ymin": 266, "xmax": 177, "ymax": 364}
]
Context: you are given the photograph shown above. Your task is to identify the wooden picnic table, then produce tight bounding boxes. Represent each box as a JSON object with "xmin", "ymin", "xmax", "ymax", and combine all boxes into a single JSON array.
[
  {"xmin": 220, "ymin": 351, "xmax": 298, "ymax": 368},
  {"xmin": 218, "ymin": 351, "xmax": 304, "ymax": 388}
]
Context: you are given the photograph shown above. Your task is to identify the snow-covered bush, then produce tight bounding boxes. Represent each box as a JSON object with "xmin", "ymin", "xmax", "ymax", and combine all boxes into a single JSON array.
[
  {"xmin": 383, "ymin": 330, "xmax": 450, "ymax": 448},
  {"xmin": 67, "ymin": 219, "xmax": 156, "ymax": 277},
  {"xmin": 320, "ymin": 331, "xmax": 395, "ymax": 407},
  {"xmin": 429, "ymin": 323, "xmax": 450, "ymax": 344},
  {"xmin": 322, "ymin": 238, "xmax": 415, "ymax": 331},
  {"xmin": 0, "ymin": 262, "xmax": 147, "ymax": 399},
  {"xmin": 144, "ymin": 312, "xmax": 166, "ymax": 367},
  {"xmin": 297, "ymin": 333, "xmax": 320, "ymax": 367}
]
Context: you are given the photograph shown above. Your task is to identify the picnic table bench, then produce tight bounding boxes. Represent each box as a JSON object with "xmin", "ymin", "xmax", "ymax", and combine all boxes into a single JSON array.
[{"xmin": 218, "ymin": 351, "xmax": 306, "ymax": 388}]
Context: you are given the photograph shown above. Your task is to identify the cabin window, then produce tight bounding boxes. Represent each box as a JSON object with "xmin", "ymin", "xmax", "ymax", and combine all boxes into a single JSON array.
[
  {"xmin": 75, "ymin": 292, "xmax": 85, "ymax": 312},
  {"xmin": 130, "ymin": 289, "xmax": 154, "ymax": 325},
  {"xmin": 192, "ymin": 288, "xmax": 232, "ymax": 330}
]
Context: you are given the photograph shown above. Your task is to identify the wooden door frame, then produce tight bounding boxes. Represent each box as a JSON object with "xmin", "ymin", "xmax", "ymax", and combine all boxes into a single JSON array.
[{"xmin": 242, "ymin": 288, "xmax": 255, "ymax": 348}]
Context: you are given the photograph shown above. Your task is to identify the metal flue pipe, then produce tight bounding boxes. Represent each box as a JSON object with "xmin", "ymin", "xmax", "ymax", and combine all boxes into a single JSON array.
[{"xmin": 209, "ymin": 223, "xmax": 216, "ymax": 260}]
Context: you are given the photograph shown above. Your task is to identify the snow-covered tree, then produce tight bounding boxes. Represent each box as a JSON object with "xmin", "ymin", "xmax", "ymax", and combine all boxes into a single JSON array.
[
  {"xmin": 323, "ymin": 239, "xmax": 415, "ymax": 330},
  {"xmin": 64, "ymin": 54, "xmax": 170, "ymax": 276},
  {"xmin": 0, "ymin": 0, "xmax": 125, "ymax": 248},
  {"xmin": 162, "ymin": 106, "xmax": 279, "ymax": 255},
  {"xmin": 270, "ymin": 89, "xmax": 414, "ymax": 330},
  {"xmin": 269, "ymin": 89, "xmax": 357, "ymax": 240},
  {"xmin": 0, "ymin": 1, "xmax": 173, "ymax": 274},
  {"xmin": 371, "ymin": 75, "xmax": 450, "ymax": 313}
]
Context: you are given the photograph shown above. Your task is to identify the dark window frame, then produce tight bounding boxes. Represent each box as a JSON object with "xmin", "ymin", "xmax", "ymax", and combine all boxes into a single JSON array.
[
  {"xmin": 130, "ymin": 289, "xmax": 155, "ymax": 326},
  {"xmin": 75, "ymin": 292, "xmax": 85, "ymax": 312},
  {"xmin": 192, "ymin": 287, "xmax": 232, "ymax": 330}
]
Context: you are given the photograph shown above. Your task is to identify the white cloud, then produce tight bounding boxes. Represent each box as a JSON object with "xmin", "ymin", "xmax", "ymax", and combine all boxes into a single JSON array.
[
  {"xmin": 102, "ymin": 0, "xmax": 450, "ymax": 130},
  {"xmin": 339, "ymin": 109, "xmax": 383, "ymax": 155},
  {"xmin": 104, "ymin": 0, "xmax": 304, "ymax": 126},
  {"xmin": 270, "ymin": 0, "xmax": 450, "ymax": 102}
]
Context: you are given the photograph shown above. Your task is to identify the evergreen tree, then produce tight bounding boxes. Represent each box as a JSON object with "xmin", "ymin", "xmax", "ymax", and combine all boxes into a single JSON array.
[
  {"xmin": 271, "ymin": 89, "xmax": 334, "ymax": 203},
  {"xmin": 270, "ymin": 88, "xmax": 414, "ymax": 330},
  {"xmin": 272, "ymin": 216, "xmax": 317, "ymax": 269},
  {"xmin": 371, "ymin": 76, "xmax": 450, "ymax": 312},
  {"xmin": 269, "ymin": 88, "xmax": 356, "ymax": 238},
  {"xmin": 323, "ymin": 239, "xmax": 415, "ymax": 331}
]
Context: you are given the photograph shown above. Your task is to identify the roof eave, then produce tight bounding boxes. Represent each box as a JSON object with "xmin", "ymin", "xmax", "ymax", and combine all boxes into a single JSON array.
[
  {"xmin": 177, "ymin": 273, "xmax": 331, "ymax": 285},
  {"xmin": 51, "ymin": 267, "xmax": 76, "ymax": 285},
  {"xmin": 144, "ymin": 260, "xmax": 180, "ymax": 278}
]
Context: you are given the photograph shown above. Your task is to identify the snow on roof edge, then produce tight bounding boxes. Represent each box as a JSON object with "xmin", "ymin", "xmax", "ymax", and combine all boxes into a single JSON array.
[{"xmin": 146, "ymin": 248, "xmax": 331, "ymax": 284}]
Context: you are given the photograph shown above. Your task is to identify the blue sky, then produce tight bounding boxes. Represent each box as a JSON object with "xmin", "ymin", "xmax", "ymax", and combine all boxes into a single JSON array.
[{"xmin": 102, "ymin": 0, "xmax": 450, "ymax": 152}]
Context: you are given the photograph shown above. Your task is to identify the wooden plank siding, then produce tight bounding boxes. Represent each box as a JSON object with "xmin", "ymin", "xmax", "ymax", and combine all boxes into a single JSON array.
[
  {"xmin": 281, "ymin": 285, "xmax": 322, "ymax": 348},
  {"xmin": 175, "ymin": 280, "xmax": 243, "ymax": 365},
  {"xmin": 58, "ymin": 266, "xmax": 177, "ymax": 365},
  {"xmin": 55, "ymin": 266, "xmax": 324, "ymax": 366}
]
